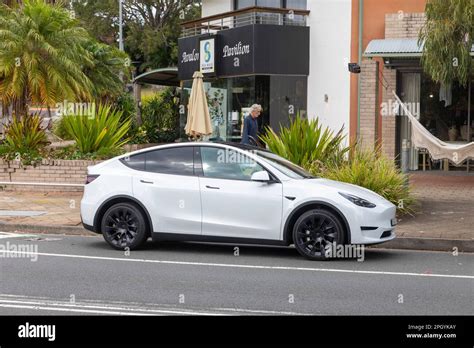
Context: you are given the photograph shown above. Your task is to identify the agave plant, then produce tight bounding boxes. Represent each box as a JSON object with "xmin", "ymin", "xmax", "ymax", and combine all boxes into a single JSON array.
[
  {"xmin": 62, "ymin": 104, "xmax": 131, "ymax": 154},
  {"xmin": 260, "ymin": 116, "xmax": 350, "ymax": 171},
  {"xmin": 322, "ymin": 145, "xmax": 414, "ymax": 215},
  {"xmin": 3, "ymin": 114, "xmax": 48, "ymax": 153}
]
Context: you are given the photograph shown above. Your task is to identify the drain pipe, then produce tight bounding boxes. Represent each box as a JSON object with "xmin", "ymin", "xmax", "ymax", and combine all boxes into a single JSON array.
[{"xmin": 357, "ymin": 0, "xmax": 364, "ymax": 141}]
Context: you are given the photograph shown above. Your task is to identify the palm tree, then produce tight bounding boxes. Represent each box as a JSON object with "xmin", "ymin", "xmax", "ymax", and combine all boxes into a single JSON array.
[
  {"xmin": 0, "ymin": 0, "xmax": 94, "ymax": 115},
  {"xmin": 83, "ymin": 40, "xmax": 130, "ymax": 102}
]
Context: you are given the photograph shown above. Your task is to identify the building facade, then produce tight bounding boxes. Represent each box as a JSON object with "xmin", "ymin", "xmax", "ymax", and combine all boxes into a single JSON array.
[{"xmin": 178, "ymin": 0, "xmax": 473, "ymax": 169}]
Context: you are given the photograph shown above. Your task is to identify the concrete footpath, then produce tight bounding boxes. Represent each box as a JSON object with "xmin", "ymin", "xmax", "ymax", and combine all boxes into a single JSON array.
[{"xmin": 0, "ymin": 171, "xmax": 473, "ymax": 252}]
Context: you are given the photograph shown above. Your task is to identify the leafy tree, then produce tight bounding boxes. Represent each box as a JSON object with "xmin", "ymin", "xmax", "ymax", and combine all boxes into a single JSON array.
[
  {"xmin": 70, "ymin": 0, "xmax": 119, "ymax": 45},
  {"xmin": 72, "ymin": 0, "xmax": 201, "ymax": 71},
  {"xmin": 419, "ymin": 0, "xmax": 474, "ymax": 86}
]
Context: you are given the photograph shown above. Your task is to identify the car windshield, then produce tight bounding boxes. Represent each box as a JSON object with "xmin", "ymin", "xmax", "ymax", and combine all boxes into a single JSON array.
[{"xmin": 256, "ymin": 151, "xmax": 316, "ymax": 179}]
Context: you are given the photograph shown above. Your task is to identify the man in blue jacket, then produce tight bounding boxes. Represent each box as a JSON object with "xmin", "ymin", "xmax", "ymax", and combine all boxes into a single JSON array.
[{"xmin": 241, "ymin": 104, "xmax": 262, "ymax": 146}]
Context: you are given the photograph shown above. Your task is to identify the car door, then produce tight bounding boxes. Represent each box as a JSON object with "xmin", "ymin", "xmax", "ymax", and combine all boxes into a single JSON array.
[
  {"xmin": 128, "ymin": 146, "xmax": 202, "ymax": 235},
  {"xmin": 197, "ymin": 146, "xmax": 283, "ymax": 240}
]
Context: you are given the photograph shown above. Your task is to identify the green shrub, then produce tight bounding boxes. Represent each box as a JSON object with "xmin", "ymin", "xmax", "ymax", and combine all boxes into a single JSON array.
[
  {"xmin": 52, "ymin": 116, "xmax": 74, "ymax": 141},
  {"xmin": 260, "ymin": 116, "xmax": 350, "ymax": 170},
  {"xmin": 137, "ymin": 87, "xmax": 180, "ymax": 144},
  {"xmin": 3, "ymin": 115, "xmax": 48, "ymax": 154},
  {"xmin": 115, "ymin": 92, "xmax": 137, "ymax": 121},
  {"xmin": 62, "ymin": 104, "xmax": 131, "ymax": 154},
  {"xmin": 319, "ymin": 146, "xmax": 414, "ymax": 215}
]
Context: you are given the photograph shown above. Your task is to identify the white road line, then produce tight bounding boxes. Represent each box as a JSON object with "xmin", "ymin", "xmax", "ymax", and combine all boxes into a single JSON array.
[
  {"xmin": 0, "ymin": 304, "xmax": 154, "ymax": 316},
  {"xmin": 0, "ymin": 232, "xmax": 36, "ymax": 239},
  {"xmin": 0, "ymin": 294, "xmax": 305, "ymax": 316},
  {"xmin": 1, "ymin": 249, "xmax": 473, "ymax": 280},
  {"xmin": 0, "ymin": 299, "xmax": 224, "ymax": 316}
]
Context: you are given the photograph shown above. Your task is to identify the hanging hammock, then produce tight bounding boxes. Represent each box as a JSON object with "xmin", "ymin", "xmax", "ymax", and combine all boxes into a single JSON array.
[{"xmin": 392, "ymin": 91, "xmax": 474, "ymax": 165}]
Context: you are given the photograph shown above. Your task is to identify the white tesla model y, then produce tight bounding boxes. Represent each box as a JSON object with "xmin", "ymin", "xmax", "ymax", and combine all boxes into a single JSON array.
[{"xmin": 81, "ymin": 142, "xmax": 397, "ymax": 260}]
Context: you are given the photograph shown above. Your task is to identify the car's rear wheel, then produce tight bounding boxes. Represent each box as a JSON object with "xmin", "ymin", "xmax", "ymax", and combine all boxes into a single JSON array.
[
  {"xmin": 293, "ymin": 208, "xmax": 344, "ymax": 260},
  {"xmin": 101, "ymin": 203, "xmax": 148, "ymax": 250}
]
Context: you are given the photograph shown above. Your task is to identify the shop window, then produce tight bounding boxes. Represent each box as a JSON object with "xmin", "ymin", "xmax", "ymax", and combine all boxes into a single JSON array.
[
  {"xmin": 286, "ymin": 0, "xmax": 306, "ymax": 9},
  {"xmin": 181, "ymin": 75, "xmax": 307, "ymax": 144},
  {"xmin": 235, "ymin": 0, "xmax": 256, "ymax": 10},
  {"xmin": 420, "ymin": 74, "xmax": 473, "ymax": 143},
  {"xmin": 256, "ymin": 0, "xmax": 282, "ymax": 7}
]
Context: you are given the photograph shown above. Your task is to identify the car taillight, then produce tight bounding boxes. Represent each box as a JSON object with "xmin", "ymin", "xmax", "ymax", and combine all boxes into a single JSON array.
[{"xmin": 85, "ymin": 175, "xmax": 100, "ymax": 185}]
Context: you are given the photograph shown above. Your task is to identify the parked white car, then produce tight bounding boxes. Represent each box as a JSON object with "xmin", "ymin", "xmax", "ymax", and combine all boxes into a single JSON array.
[{"xmin": 81, "ymin": 142, "xmax": 396, "ymax": 260}]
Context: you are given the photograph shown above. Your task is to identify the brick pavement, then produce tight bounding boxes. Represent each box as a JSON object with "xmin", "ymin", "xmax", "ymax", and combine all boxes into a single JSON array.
[{"xmin": 397, "ymin": 172, "xmax": 474, "ymax": 240}]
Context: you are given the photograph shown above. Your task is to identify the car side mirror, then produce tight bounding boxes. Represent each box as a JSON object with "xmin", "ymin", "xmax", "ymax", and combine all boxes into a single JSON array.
[{"xmin": 251, "ymin": 171, "xmax": 271, "ymax": 182}]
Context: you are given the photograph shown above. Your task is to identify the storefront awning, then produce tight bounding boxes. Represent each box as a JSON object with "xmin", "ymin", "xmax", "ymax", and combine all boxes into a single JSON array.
[
  {"xmin": 364, "ymin": 38, "xmax": 474, "ymax": 58},
  {"xmin": 133, "ymin": 67, "xmax": 179, "ymax": 86}
]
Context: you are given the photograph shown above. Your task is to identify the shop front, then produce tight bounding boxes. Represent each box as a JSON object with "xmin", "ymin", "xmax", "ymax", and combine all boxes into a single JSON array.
[
  {"xmin": 364, "ymin": 37, "xmax": 474, "ymax": 171},
  {"xmin": 178, "ymin": 7, "xmax": 310, "ymax": 142}
]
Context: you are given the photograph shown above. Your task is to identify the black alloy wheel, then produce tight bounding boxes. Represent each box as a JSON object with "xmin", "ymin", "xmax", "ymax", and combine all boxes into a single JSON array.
[
  {"xmin": 293, "ymin": 208, "xmax": 344, "ymax": 260},
  {"xmin": 101, "ymin": 203, "xmax": 148, "ymax": 250}
]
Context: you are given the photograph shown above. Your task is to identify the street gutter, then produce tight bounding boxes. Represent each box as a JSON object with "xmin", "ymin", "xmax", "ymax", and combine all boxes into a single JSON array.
[{"xmin": 0, "ymin": 222, "xmax": 472, "ymax": 253}]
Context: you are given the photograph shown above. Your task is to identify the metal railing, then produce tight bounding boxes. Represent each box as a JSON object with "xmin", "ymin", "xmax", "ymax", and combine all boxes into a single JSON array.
[{"xmin": 181, "ymin": 6, "xmax": 310, "ymax": 38}]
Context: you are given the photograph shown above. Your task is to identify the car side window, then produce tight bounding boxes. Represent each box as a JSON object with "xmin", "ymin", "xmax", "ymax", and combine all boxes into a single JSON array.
[
  {"xmin": 200, "ymin": 147, "xmax": 265, "ymax": 181},
  {"xmin": 145, "ymin": 147, "xmax": 194, "ymax": 175},
  {"xmin": 121, "ymin": 152, "xmax": 146, "ymax": 171}
]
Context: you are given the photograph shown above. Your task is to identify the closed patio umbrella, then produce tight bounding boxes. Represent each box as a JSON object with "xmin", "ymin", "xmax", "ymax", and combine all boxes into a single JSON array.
[{"xmin": 185, "ymin": 71, "xmax": 212, "ymax": 139}]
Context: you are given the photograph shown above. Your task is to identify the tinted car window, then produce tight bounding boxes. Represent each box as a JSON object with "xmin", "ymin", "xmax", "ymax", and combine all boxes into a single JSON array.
[
  {"xmin": 201, "ymin": 147, "xmax": 264, "ymax": 181},
  {"xmin": 145, "ymin": 147, "xmax": 194, "ymax": 175},
  {"xmin": 120, "ymin": 152, "xmax": 146, "ymax": 171}
]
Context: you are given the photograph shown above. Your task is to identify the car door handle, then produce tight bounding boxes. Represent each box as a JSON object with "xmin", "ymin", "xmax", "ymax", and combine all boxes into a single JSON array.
[
  {"xmin": 140, "ymin": 180, "xmax": 154, "ymax": 185},
  {"xmin": 205, "ymin": 185, "xmax": 220, "ymax": 190}
]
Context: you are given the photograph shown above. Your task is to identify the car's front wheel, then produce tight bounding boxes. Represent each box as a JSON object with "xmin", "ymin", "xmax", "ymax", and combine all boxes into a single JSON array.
[
  {"xmin": 293, "ymin": 208, "xmax": 345, "ymax": 260},
  {"xmin": 101, "ymin": 203, "xmax": 149, "ymax": 250}
]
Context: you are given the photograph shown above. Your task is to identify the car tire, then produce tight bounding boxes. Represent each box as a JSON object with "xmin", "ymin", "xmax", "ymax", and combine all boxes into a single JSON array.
[
  {"xmin": 293, "ymin": 208, "xmax": 345, "ymax": 261},
  {"xmin": 101, "ymin": 202, "xmax": 149, "ymax": 250}
]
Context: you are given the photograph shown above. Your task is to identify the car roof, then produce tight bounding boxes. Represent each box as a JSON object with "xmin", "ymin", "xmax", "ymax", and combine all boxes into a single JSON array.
[{"xmin": 122, "ymin": 141, "xmax": 272, "ymax": 158}]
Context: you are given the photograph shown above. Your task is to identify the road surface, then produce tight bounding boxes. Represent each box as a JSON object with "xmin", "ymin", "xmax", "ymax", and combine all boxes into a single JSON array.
[{"xmin": 0, "ymin": 232, "xmax": 472, "ymax": 315}]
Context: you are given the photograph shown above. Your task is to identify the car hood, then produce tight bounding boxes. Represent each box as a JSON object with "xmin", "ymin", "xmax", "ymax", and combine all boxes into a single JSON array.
[{"xmin": 303, "ymin": 178, "xmax": 391, "ymax": 206}]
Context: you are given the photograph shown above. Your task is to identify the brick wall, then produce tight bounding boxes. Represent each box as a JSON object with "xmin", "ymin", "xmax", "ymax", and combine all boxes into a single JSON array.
[
  {"xmin": 359, "ymin": 12, "xmax": 426, "ymax": 159},
  {"xmin": 382, "ymin": 12, "xmax": 426, "ymax": 160},
  {"xmin": 0, "ymin": 159, "xmax": 99, "ymax": 192},
  {"xmin": 359, "ymin": 59, "xmax": 379, "ymax": 151},
  {"xmin": 385, "ymin": 13, "xmax": 425, "ymax": 39},
  {"xmin": 381, "ymin": 68, "xmax": 397, "ymax": 160}
]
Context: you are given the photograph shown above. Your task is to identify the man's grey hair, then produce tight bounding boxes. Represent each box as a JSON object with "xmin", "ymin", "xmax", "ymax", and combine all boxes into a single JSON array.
[{"xmin": 250, "ymin": 104, "xmax": 263, "ymax": 113}]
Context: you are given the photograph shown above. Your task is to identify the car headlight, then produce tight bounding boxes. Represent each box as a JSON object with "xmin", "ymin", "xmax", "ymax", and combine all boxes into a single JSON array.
[{"xmin": 339, "ymin": 192, "xmax": 376, "ymax": 208}]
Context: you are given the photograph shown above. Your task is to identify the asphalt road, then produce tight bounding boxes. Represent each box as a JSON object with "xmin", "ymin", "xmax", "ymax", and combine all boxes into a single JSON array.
[{"xmin": 0, "ymin": 232, "xmax": 473, "ymax": 316}]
